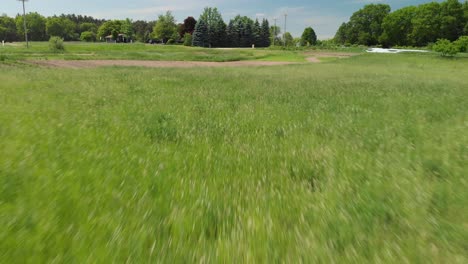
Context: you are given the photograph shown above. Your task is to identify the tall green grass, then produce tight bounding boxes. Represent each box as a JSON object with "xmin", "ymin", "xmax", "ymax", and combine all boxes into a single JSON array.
[
  {"xmin": 0, "ymin": 42, "xmax": 306, "ymax": 62},
  {"xmin": 0, "ymin": 53, "xmax": 467, "ymax": 262}
]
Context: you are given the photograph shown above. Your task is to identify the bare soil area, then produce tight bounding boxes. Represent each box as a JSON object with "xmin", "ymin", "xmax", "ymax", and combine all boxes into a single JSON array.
[
  {"xmin": 30, "ymin": 60, "xmax": 295, "ymax": 69},
  {"xmin": 305, "ymin": 51, "xmax": 359, "ymax": 63}
]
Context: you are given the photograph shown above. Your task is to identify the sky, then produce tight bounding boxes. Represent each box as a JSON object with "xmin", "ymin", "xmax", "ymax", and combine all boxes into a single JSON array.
[{"xmin": 3, "ymin": 0, "xmax": 435, "ymax": 39}]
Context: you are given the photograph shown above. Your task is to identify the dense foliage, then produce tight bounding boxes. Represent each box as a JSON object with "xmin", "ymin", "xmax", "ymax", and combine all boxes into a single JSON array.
[
  {"xmin": 433, "ymin": 39, "xmax": 459, "ymax": 56},
  {"xmin": 301, "ymin": 27, "xmax": 317, "ymax": 46},
  {"xmin": 1, "ymin": 8, "xmax": 315, "ymax": 48},
  {"xmin": 336, "ymin": 0, "xmax": 468, "ymax": 47},
  {"xmin": 152, "ymin": 11, "xmax": 177, "ymax": 44},
  {"xmin": 48, "ymin": 36, "xmax": 64, "ymax": 52},
  {"xmin": 191, "ymin": 9, "xmax": 271, "ymax": 48},
  {"xmin": 46, "ymin": 17, "xmax": 77, "ymax": 40},
  {"xmin": 0, "ymin": 12, "xmax": 154, "ymax": 43},
  {"xmin": 192, "ymin": 19, "xmax": 208, "ymax": 47}
]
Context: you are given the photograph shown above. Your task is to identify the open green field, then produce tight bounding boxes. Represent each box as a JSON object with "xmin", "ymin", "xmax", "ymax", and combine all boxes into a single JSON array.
[
  {"xmin": 0, "ymin": 42, "xmax": 311, "ymax": 62},
  {"xmin": 0, "ymin": 46, "xmax": 467, "ymax": 262}
]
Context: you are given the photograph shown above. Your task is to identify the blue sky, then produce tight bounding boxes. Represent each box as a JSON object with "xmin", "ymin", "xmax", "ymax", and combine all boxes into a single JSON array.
[{"xmin": 4, "ymin": 0, "xmax": 435, "ymax": 39}]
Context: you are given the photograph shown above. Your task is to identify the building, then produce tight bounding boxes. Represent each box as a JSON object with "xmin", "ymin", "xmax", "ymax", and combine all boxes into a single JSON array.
[{"xmin": 104, "ymin": 34, "xmax": 130, "ymax": 43}]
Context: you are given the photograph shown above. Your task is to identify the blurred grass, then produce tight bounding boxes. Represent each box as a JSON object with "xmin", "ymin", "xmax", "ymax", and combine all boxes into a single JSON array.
[{"xmin": 0, "ymin": 52, "xmax": 467, "ymax": 262}]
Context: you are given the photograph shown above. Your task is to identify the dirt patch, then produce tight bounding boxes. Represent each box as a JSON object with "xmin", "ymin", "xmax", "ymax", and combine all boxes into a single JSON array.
[
  {"xmin": 306, "ymin": 57, "xmax": 321, "ymax": 63},
  {"xmin": 29, "ymin": 60, "xmax": 295, "ymax": 69},
  {"xmin": 305, "ymin": 51, "xmax": 359, "ymax": 63}
]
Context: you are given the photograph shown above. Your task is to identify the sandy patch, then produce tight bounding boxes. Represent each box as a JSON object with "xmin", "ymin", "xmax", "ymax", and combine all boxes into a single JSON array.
[{"xmin": 305, "ymin": 51, "xmax": 359, "ymax": 63}]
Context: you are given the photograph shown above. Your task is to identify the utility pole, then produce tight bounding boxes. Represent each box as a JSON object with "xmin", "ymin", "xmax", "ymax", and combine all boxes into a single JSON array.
[
  {"xmin": 18, "ymin": 0, "xmax": 29, "ymax": 48},
  {"xmin": 273, "ymin": 18, "xmax": 277, "ymax": 46},
  {"xmin": 283, "ymin": 13, "xmax": 287, "ymax": 47}
]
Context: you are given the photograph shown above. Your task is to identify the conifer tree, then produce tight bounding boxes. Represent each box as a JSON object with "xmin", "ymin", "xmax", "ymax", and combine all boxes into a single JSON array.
[
  {"xmin": 253, "ymin": 19, "xmax": 261, "ymax": 47},
  {"xmin": 192, "ymin": 19, "xmax": 208, "ymax": 47},
  {"xmin": 242, "ymin": 21, "xmax": 253, "ymax": 47},
  {"xmin": 261, "ymin": 19, "xmax": 271, "ymax": 47}
]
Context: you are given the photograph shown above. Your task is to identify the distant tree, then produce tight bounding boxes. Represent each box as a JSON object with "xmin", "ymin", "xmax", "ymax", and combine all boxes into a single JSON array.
[
  {"xmin": 300, "ymin": 27, "xmax": 317, "ymax": 46},
  {"xmin": 283, "ymin": 32, "xmax": 294, "ymax": 46},
  {"xmin": 199, "ymin": 7, "xmax": 225, "ymax": 47},
  {"xmin": 112, "ymin": 29, "xmax": 119, "ymax": 40},
  {"xmin": 242, "ymin": 21, "xmax": 253, "ymax": 47},
  {"xmin": 227, "ymin": 15, "xmax": 254, "ymax": 47},
  {"xmin": 46, "ymin": 17, "xmax": 76, "ymax": 40},
  {"xmin": 213, "ymin": 19, "xmax": 227, "ymax": 47},
  {"xmin": 260, "ymin": 19, "xmax": 271, "ymax": 47},
  {"xmin": 133, "ymin": 20, "xmax": 154, "ymax": 42},
  {"xmin": 439, "ymin": 0, "xmax": 465, "ymax": 41},
  {"xmin": 334, "ymin": 4, "xmax": 390, "ymax": 46},
  {"xmin": 121, "ymin": 18, "xmax": 134, "ymax": 40},
  {"xmin": 270, "ymin": 25, "xmax": 281, "ymax": 45},
  {"xmin": 410, "ymin": 2, "xmax": 442, "ymax": 46},
  {"xmin": 253, "ymin": 19, "xmax": 262, "ymax": 47},
  {"xmin": 226, "ymin": 20, "xmax": 239, "ymax": 47},
  {"xmin": 379, "ymin": 6, "xmax": 417, "ymax": 47},
  {"xmin": 16, "ymin": 12, "xmax": 47, "ymax": 41},
  {"xmin": 79, "ymin": 22, "xmax": 97, "ymax": 34},
  {"xmin": 464, "ymin": 1, "xmax": 468, "ymax": 34},
  {"xmin": 59, "ymin": 14, "xmax": 105, "ymax": 34},
  {"xmin": 153, "ymin": 11, "xmax": 177, "ymax": 43},
  {"xmin": 98, "ymin": 20, "xmax": 122, "ymax": 39},
  {"xmin": 334, "ymin": 23, "xmax": 349, "ymax": 45},
  {"xmin": 177, "ymin": 23, "xmax": 185, "ymax": 38},
  {"xmin": 80, "ymin": 31, "xmax": 96, "ymax": 42},
  {"xmin": 0, "ymin": 15, "xmax": 18, "ymax": 41},
  {"xmin": 184, "ymin": 17, "xmax": 197, "ymax": 34},
  {"xmin": 192, "ymin": 19, "xmax": 208, "ymax": 47},
  {"xmin": 183, "ymin": 33, "xmax": 192, "ymax": 46},
  {"xmin": 293, "ymin": 37, "xmax": 302, "ymax": 47}
]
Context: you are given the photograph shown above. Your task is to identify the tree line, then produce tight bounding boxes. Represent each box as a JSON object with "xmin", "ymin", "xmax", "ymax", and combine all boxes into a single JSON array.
[
  {"xmin": 1, "ymin": 8, "xmax": 320, "ymax": 48},
  {"xmin": 0, "ymin": 12, "xmax": 159, "ymax": 43},
  {"xmin": 335, "ymin": 0, "xmax": 468, "ymax": 47}
]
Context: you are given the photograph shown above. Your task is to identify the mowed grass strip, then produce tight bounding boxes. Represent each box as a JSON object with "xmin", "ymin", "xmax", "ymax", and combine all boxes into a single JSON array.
[{"xmin": 0, "ymin": 53, "xmax": 467, "ymax": 262}]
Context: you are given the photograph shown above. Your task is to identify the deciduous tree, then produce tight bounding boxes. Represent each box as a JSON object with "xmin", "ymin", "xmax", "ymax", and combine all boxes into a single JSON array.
[
  {"xmin": 16, "ymin": 12, "xmax": 47, "ymax": 41},
  {"xmin": 183, "ymin": 16, "xmax": 197, "ymax": 34},
  {"xmin": 46, "ymin": 17, "xmax": 76, "ymax": 40},
  {"xmin": 153, "ymin": 11, "xmax": 177, "ymax": 43},
  {"xmin": 301, "ymin": 27, "xmax": 317, "ymax": 46},
  {"xmin": 0, "ymin": 15, "xmax": 17, "ymax": 41}
]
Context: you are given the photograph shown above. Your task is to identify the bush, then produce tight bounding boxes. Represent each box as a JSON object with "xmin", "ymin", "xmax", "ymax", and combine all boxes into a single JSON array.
[
  {"xmin": 49, "ymin": 36, "xmax": 65, "ymax": 52},
  {"xmin": 432, "ymin": 39, "xmax": 458, "ymax": 57},
  {"xmin": 183, "ymin": 33, "xmax": 192, "ymax": 46},
  {"xmin": 166, "ymin": 39, "xmax": 174, "ymax": 45},
  {"xmin": 80, "ymin": 31, "xmax": 96, "ymax": 42},
  {"xmin": 454, "ymin": 36, "xmax": 468, "ymax": 53}
]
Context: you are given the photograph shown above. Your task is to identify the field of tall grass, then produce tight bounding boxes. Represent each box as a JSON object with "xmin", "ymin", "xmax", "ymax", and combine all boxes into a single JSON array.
[
  {"xmin": 0, "ymin": 42, "xmax": 309, "ymax": 62},
  {"xmin": 0, "ymin": 51, "xmax": 467, "ymax": 262}
]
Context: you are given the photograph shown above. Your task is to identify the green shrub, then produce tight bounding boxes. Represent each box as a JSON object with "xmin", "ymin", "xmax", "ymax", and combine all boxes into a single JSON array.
[
  {"xmin": 432, "ymin": 39, "xmax": 458, "ymax": 57},
  {"xmin": 80, "ymin": 31, "xmax": 96, "ymax": 42},
  {"xmin": 454, "ymin": 36, "xmax": 468, "ymax": 53},
  {"xmin": 166, "ymin": 39, "xmax": 175, "ymax": 45},
  {"xmin": 183, "ymin": 33, "xmax": 192, "ymax": 46},
  {"xmin": 0, "ymin": 54, "xmax": 6, "ymax": 62},
  {"xmin": 49, "ymin": 36, "xmax": 65, "ymax": 52}
]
